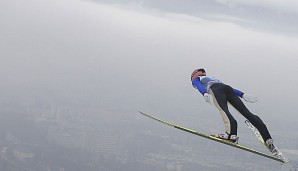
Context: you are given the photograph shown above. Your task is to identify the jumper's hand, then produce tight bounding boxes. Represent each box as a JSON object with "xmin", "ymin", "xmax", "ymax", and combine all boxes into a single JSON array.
[
  {"xmin": 204, "ymin": 93, "xmax": 211, "ymax": 104},
  {"xmin": 242, "ymin": 94, "xmax": 258, "ymax": 103}
]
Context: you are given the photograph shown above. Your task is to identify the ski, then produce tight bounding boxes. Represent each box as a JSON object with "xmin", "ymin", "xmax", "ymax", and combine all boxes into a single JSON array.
[
  {"xmin": 245, "ymin": 120, "xmax": 289, "ymax": 163},
  {"xmin": 138, "ymin": 111, "xmax": 286, "ymax": 163}
]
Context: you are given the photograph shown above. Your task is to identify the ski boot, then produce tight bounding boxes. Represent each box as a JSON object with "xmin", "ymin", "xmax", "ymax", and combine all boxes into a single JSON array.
[
  {"xmin": 212, "ymin": 132, "xmax": 239, "ymax": 143},
  {"xmin": 266, "ymin": 139, "xmax": 289, "ymax": 163}
]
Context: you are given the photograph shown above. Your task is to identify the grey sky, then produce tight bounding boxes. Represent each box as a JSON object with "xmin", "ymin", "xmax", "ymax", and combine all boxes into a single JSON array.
[
  {"xmin": 92, "ymin": 0, "xmax": 298, "ymax": 36},
  {"xmin": 1, "ymin": 0, "xmax": 298, "ymax": 116},
  {"xmin": 1, "ymin": 0, "xmax": 298, "ymax": 108}
]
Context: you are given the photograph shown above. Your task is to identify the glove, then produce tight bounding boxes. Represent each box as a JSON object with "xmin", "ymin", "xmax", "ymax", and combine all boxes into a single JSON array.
[
  {"xmin": 203, "ymin": 93, "xmax": 211, "ymax": 104},
  {"xmin": 242, "ymin": 94, "xmax": 258, "ymax": 103}
]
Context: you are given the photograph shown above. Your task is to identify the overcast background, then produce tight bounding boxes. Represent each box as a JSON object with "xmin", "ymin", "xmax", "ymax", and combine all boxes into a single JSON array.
[{"xmin": 1, "ymin": 0, "xmax": 298, "ymax": 170}]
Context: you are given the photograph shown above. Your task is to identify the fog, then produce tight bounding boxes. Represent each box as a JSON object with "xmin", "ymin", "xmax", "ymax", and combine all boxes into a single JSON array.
[{"xmin": 1, "ymin": 0, "xmax": 298, "ymax": 170}]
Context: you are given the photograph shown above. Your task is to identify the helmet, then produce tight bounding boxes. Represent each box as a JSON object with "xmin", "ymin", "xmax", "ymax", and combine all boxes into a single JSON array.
[{"xmin": 191, "ymin": 68, "xmax": 206, "ymax": 81}]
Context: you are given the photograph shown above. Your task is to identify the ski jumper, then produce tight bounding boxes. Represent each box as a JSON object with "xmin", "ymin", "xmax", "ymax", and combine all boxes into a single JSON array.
[{"xmin": 192, "ymin": 76, "xmax": 272, "ymax": 142}]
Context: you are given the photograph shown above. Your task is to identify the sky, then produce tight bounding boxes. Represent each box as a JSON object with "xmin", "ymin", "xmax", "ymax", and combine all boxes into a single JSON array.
[
  {"xmin": 1, "ymin": 0, "xmax": 298, "ymax": 165},
  {"xmin": 93, "ymin": 0, "xmax": 298, "ymax": 36},
  {"xmin": 1, "ymin": 0, "xmax": 298, "ymax": 112}
]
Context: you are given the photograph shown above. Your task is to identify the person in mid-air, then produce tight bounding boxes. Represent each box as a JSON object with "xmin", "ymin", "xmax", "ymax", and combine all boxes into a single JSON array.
[{"xmin": 191, "ymin": 68, "xmax": 280, "ymax": 156}]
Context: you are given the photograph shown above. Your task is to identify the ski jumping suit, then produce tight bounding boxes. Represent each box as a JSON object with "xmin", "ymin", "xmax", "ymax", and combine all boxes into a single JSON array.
[{"xmin": 192, "ymin": 76, "xmax": 272, "ymax": 142}]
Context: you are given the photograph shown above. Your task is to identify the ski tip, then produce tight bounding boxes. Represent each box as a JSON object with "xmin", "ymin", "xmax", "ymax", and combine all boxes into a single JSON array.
[{"xmin": 137, "ymin": 110, "xmax": 145, "ymax": 115}]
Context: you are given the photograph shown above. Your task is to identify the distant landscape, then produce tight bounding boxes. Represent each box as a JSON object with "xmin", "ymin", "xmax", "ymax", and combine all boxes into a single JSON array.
[{"xmin": 0, "ymin": 96, "xmax": 297, "ymax": 171}]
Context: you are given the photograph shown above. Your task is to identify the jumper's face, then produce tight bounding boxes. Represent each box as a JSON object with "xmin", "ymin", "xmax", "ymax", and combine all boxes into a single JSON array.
[{"xmin": 191, "ymin": 70, "xmax": 206, "ymax": 81}]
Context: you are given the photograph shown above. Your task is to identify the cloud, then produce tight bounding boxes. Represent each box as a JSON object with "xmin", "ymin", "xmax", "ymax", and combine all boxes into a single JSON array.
[
  {"xmin": 92, "ymin": 0, "xmax": 298, "ymax": 36},
  {"xmin": 216, "ymin": 0, "xmax": 298, "ymax": 13},
  {"xmin": 1, "ymin": 0, "xmax": 298, "ymax": 112}
]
